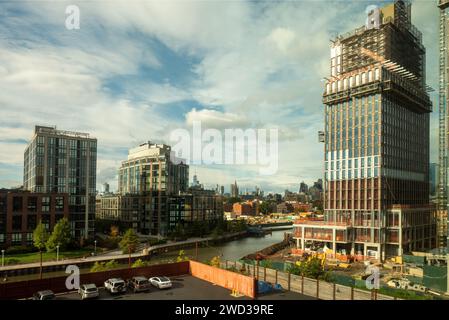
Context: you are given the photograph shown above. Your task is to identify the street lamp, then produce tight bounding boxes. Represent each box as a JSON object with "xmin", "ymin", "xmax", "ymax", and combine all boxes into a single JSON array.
[
  {"xmin": 94, "ymin": 240, "xmax": 97, "ymax": 255},
  {"xmin": 1, "ymin": 250, "xmax": 4, "ymax": 267},
  {"xmin": 56, "ymin": 245, "xmax": 60, "ymax": 262}
]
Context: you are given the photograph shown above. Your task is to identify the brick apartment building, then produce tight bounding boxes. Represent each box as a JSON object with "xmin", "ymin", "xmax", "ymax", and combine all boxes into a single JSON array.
[{"xmin": 0, "ymin": 189, "xmax": 69, "ymax": 248}]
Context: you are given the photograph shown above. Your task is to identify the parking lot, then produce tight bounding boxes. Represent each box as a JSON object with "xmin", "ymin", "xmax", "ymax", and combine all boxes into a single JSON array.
[{"xmin": 55, "ymin": 275, "xmax": 315, "ymax": 300}]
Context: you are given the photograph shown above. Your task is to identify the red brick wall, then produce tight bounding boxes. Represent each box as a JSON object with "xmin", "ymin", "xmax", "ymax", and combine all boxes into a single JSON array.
[{"xmin": 0, "ymin": 261, "xmax": 190, "ymax": 300}]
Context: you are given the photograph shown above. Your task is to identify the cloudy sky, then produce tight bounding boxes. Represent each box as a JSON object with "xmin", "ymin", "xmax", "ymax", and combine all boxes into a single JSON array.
[{"xmin": 0, "ymin": 0, "xmax": 439, "ymax": 194}]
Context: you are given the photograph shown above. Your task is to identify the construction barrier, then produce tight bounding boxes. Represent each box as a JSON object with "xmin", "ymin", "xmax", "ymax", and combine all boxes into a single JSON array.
[
  {"xmin": 222, "ymin": 260, "xmax": 398, "ymax": 300},
  {"xmin": 189, "ymin": 260, "xmax": 257, "ymax": 299},
  {"xmin": 0, "ymin": 261, "xmax": 190, "ymax": 300},
  {"xmin": 423, "ymin": 265, "xmax": 447, "ymax": 293}
]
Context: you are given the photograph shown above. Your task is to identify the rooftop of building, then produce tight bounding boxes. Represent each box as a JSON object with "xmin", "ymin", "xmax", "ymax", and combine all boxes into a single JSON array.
[
  {"xmin": 122, "ymin": 141, "xmax": 187, "ymax": 165},
  {"xmin": 34, "ymin": 125, "xmax": 95, "ymax": 140},
  {"xmin": 334, "ymin": 0, "xmax": 421, "ymax": 44}
]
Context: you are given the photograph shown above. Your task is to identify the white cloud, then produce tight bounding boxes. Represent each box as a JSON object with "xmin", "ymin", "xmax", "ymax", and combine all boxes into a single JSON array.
[
  {"xmin": 0, "ymin": 0, "xmax": 438, "ymax": 192},
  {"xmin": 265, "ymin": 27, "xmax": 296, "ymax": 53}
]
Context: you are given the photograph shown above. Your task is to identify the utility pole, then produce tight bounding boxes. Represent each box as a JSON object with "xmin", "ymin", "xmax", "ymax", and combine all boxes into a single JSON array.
[{"xmin": 195, "ymin": 241, "xmax": 198, "ymax": 261}]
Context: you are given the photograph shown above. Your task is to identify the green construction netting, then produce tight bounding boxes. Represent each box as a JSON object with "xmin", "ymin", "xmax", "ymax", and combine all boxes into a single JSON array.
[
  {"xmin": 402, "ymin": 255, "xmax": 425, "ymax": 266},
  {"xmin": 423, "ymin": 265, "xmax": 447, "ymax": 293}
]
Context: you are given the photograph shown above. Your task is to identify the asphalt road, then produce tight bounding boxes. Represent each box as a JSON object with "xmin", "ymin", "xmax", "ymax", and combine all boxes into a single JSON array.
[{"xmin": 55, "ymin": 275, "xmax": 315, "ymax": 300}]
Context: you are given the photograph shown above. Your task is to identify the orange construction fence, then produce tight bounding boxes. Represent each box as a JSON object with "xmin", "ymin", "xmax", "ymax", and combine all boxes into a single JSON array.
[{"xmin": 189, "ymin": 260, "xmax": 257, "ymax": 299}]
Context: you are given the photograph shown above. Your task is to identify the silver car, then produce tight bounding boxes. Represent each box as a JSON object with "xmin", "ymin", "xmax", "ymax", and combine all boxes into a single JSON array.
[
  {"xmin": 78, "ymin": 283, "xmax": 99, "ymax": 300},
  {"xmin": 149, "ymin": 276, "xmax": 172, "ymax": 289},
  {"xmin": 104, "ymin": 278, "xmax": 127, "ymax": 294}
]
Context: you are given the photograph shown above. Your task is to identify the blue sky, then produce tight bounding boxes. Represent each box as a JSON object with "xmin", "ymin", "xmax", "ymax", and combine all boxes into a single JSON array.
[{"xmin": 0, "ymin": 0, "xmax": 439, "ymax": 194}]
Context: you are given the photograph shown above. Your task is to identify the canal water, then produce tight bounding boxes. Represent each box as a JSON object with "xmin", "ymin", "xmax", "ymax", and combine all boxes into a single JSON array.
[{"xmin": 150, "ymin": 228, "xmax": 291, "ymax": 264}]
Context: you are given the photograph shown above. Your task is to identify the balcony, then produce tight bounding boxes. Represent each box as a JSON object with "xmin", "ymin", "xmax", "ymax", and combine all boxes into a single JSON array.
[
  {"xmin": 387, "ymin": 235, "xmax": 399, "ymax": 243},
  {"xmin": 355, "ymin": 236, "xmax": 371, "ymax": 242},
  {"xmin": 294, "ymin": 219, "xmax": 351, "ymax": 227}
]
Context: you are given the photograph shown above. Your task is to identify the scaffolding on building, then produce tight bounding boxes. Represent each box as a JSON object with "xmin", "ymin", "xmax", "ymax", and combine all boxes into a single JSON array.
[{"xmin": 438, "ymin": 0, "xmax": 449, "ymax": 249}]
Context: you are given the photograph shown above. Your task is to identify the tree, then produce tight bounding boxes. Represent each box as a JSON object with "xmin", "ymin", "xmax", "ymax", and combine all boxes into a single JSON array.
[
  {"xmin": 210, "ymin": 256, "xmax": 221, "ymax": 268},
  {"xmin": 287, "ymin": 256, "xmax": 331, "ymax": 280},
  {"xmin": 176, "ymin": 250, "xmax": 189, "ymax": 262},
  {"xmin": 119, "ymin": 229, "xmax": 140, "ymax": 267},
  {"xmin": 46, "ymin": 218, "xmax": 72, "ymax": 252},
  {"xmin": 33, "ymin": 221, "xmax": 49, "ymax": 279},
  {"xmin": 110, "ymin": 225, "xmax": 119, "ymax": 238},
  {"xmin": 171, "ymin": 223, "xmax": 186, "ymax": 240},
  {"xmin": 259, "ymin": 201, "xmax": 273, "ymax": 215}
]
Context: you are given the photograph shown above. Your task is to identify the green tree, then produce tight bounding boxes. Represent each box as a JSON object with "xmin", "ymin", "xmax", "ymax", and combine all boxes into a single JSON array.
[
  {"xmin": 171, "ymin": 223, "xmax": 186, "ymax": 240},
  {"xmin": 176, "ymin": 249, "xmax": 189, "ymax": 262},
  {"xmin": 259, "ymin": 201, "xmax": 273, "ymax": 215},
  {"xmin": 210, "ymin": 256, "xmax": 221, "ymax": 268},
  {"xmin": 119, "ymin": 229, "xmax": 140, "ymax": 267},
  {"xmin": 46, "ymin": 217, "xmax": 72, "ymax": 252},
  {"xmin": 287, "ymin": 256, "xmax": 331, "ymax": 280},
  {"xmin": 33, "ymin": 221, "xmax": 49, "ymax": 279}
]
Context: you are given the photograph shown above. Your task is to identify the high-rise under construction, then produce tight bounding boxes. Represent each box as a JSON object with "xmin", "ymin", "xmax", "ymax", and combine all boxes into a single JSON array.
[
  {"xmin": 293, "ymin": 0, "xmax": 436, "ymax": 261},
  {"xmin": 438, "ymin": 0, "xmax": 449, "ymax": 249}
]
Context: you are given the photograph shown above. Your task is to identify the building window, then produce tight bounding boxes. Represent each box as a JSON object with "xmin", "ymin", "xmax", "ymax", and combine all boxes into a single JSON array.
[
  {"xmin": 12, "ymin": 233, "xmax": 22, "ymax": 244},
  {"xmin": 13, "ymin": 196, "xmax": 23, "ymax": 212},
  {"xmin": 42, "ymin": 197, "xmax": 50, "ymax": 212},
  {"xmin": 27, "ymin": 197, "xmax": 37, "ymax": 212},
  {"xmin": 12, "ymin": 216, "xmax": 22, "ymax": 230},
  {"xmin": 55, "ymin": 197, "xmax": 64, "ymax": 212},
  {"xmin": 27, "ymin": 215, "xmax": 37, "ymax": 230}
]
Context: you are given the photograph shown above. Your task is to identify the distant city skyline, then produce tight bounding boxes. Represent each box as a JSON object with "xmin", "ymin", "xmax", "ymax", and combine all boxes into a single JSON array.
[{"xmin": 0, "ymin": 1, "xmax": 439, "ymax": 194}]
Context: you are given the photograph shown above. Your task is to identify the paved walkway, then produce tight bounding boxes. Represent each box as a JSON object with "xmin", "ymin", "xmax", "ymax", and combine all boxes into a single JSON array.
[{"xmin": 0, "ymin": 232, "xmax": 247, "ymax": 272}]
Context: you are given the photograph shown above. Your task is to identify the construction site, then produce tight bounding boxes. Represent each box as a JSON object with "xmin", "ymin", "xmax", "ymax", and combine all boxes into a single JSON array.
[{"xmin": 252, "ymin": 0, "xmax": 449, "ymax": 298}]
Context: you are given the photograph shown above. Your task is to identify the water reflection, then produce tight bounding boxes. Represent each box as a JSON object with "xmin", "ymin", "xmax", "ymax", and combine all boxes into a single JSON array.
[{"xmin": 151, "ymin": 229, "xmax": 290, "ymax": 264}]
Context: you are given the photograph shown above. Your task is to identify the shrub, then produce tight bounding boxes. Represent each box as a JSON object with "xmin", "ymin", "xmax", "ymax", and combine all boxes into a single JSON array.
[
  {"xmin": 5, "ymin": 246, "xmax": 37, "ymax": 255},
  {"xmin": 90, "ymin": 261, "xmax": 107, "ymax": 272},
  {"xmin": 105, "ymin": 260, "xmax": 119, "ymax": 270},
  {"xmin": 132, "ymin": 259, "xmax": 148, "ymax": 268},
  {"xmin": 176, "ymin": 250, "xmax": 189, "ymax": 262},
  {"xmin": 210, "ymin": 256, "xmax": 221, "ymax": 268},
  {"xmin": 90, "ymin": 259, "xmax": 119, "ymax": 272},
  {"xmin": 5, "ymin": 258, "xmax": 20, "ymax": 265}
]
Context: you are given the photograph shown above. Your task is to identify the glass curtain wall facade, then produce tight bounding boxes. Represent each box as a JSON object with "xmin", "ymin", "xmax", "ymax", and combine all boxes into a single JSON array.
[
  {"xmin": 23, "ymin": 126, "xmax": 97, "ymax": 240},
  {"xmin": 293, "ymin": 0, "xmax": 435, "ymax": 260}
]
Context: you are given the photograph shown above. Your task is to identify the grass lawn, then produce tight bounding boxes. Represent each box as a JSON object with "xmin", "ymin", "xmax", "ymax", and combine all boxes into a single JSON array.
[{"xmin": 3, "ymin": 248, "xmax": 96, "ymax": 265}]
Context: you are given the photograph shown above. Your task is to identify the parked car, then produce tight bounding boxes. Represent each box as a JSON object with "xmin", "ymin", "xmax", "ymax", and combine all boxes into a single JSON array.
[
  {"xmin": 78, "ymin": 283, "xmax": 99, "ymax": 300},
  {"xmin": 128, "ymin": 276, "xmax": 151, "ymax": 293},
  {"xmin": 104, "ymin": 278, "xmax": 127, "ymax": 294},
  {"xmin": 149, "ymin": 276, "xmax": 172, "ymax": 289},
  {"xmin": 32, "ymin": 290, "xmax": 56, "ymax": 300}
]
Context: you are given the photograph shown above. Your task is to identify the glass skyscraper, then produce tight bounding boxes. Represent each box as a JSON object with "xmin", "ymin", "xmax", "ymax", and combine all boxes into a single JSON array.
[
  {"xmin": 293, "ymin": 0, "xmax": 435, "ymax": 260},
  {"xmin": 23, "ymin": 125, "xmax": 97, "ymax": 240}
]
